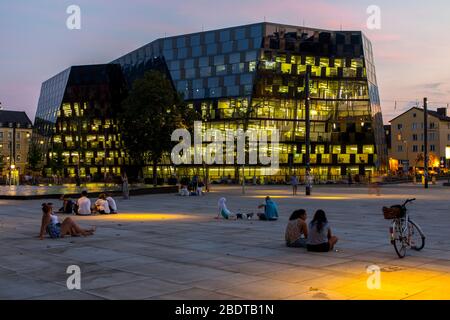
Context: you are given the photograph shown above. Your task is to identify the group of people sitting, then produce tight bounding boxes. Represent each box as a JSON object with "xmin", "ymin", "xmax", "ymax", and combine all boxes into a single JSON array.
[
  {"xmin": 216, "ymin": 196, "xmax": 338, "ymax": 253},
  {"xmin": 217, "ymin": 196, "xmax": 279, "ymax": 221},
  {"xmin": 179, "ymin": 182, "xmax": 205, "ymax": 196},
  {"xmin": 58, "ymin": 191, "xmax": 118, "ymax": 215},
  {"xmin": 285, "ymin": 209, "xmax": 338, "ymax": 252}
]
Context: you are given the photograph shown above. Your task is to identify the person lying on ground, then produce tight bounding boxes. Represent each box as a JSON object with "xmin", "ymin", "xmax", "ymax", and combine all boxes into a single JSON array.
[{"xmin": 39, "ymin": 203, "xmax": 96, "ymax": 240}]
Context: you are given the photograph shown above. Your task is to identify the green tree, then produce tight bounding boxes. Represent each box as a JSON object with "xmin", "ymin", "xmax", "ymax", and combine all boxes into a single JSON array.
[
  {"xmin": 27, "ymin": 141, "xmax": 43, "ymax": 173},
  {"xmin": 119, "ymin": 70, "xmax": 198, "ymax": 185},
  {"xmin": 48, "ymin": 144, "xmax": 65, "ymax": 176}
]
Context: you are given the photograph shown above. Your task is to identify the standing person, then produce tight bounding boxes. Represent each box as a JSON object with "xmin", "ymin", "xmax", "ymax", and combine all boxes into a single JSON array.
[
  {"xmin": 122, "ymin": 172, "xmax": 130, "ymax": 199},
  {"xmin": 95, "ymin": 193, "xmax": 111, "ymax": 214},
  {"xmin": 306, "ymin": 209, "xmax": 338, "ymax": 252},
  {"xmin": 368, "ymin": 172, "xmax": 381, "ymax": 196},
  {"xmin": 291, "ymin": 174, "xmax": 299, "ymax": 195},
  {"xmin": 39, "ymin": 203, "xmax": 95, "ymax": 239},
  {"xmin": 285, "ymin": 209, "xmax": 308, "ymax": 247},
  {"xmin": 347, "ymin": 172, "xmax": 353, "ymax": 186},
  {"xmin": 257, "ymin": 196, "xmax": 279, "ymax": 221},
  {"xmin": 105, "ymin": 193, "xmax": 118, "ymax": 213},
  {"xmin": 76, "ymin": 190, "xmax": 92, "ymax": 216}
]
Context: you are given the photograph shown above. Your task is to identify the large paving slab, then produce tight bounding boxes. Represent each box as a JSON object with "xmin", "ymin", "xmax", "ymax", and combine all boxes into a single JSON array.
[{"xmin": 1, "ymin": 183, "xmax": 450, "ymax": 299}]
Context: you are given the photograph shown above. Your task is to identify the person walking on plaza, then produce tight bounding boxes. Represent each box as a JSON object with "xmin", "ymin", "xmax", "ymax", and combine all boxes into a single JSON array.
[
  {"xmin": 122, "ymin": 172, "xmax": 130, "ymax": 199},
  {"xmin": 39, "ymin": 203, "xmax": 96, "ymax": 240},
  {"xmin": 285, "ymin": 209, "xmax": 308, "ymax": 247},
  {"xmin": 257, "ymin": 196, "xmax": 279, "ymax": 221},
  {"xmin": 306, "ymin": 209, "xmax": 338, "ymax": 252},
  {"xmin": 75, "ymin": 190, "xmax": 92, "ymax": 216},
  {"xmin": 368, "ymin": 172, "xmax": 381, "ymax": 196},
  {"xmin": 291, "ymin": 174, "xmax": 299, "ymax": 195}
]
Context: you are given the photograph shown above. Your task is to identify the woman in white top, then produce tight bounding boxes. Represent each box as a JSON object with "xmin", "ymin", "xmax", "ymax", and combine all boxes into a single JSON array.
[
  {"xmin": 217, "ymin": 197, "xmax": 236, "ymax": 219},
  {"xmin": 95, "ymin": 193, "xmax": 110, "ymax": 214},
  {"xmin": 39, "ymin": 203, "xmax": 95, "ymax": 239},
  {"xmin": 105, "ymin": 193, "xmax": 118, "ymax": 213},
  {"xmin": 306, "ymin": 209, "xmax": 338, "ymax": 252}
]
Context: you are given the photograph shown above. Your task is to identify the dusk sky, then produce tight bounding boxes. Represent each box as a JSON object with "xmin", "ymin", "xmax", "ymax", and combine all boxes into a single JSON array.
[{"xmin": 1, "ymin": 0, "xmax": 449, "ymax": 123}]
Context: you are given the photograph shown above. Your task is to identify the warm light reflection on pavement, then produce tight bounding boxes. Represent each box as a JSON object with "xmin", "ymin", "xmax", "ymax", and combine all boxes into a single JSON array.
[{"xmin": 75, "ymin": 213, "xmax": 203, "ymax": 222}]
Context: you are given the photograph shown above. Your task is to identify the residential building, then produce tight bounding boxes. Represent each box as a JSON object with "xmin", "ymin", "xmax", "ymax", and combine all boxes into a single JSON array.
[
  {"xmin": 0, "ymin": 110, "xmax": 33, "ymax": 177},
  {"xmin": 389, "ymin": 107, "xmax": 450, "ymax": 171}
]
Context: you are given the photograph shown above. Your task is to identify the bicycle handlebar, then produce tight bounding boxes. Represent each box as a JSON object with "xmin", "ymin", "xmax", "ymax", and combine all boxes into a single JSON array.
[{"xmin": 402, "ymin": 198, "xmax": 416, "ymax": 206}]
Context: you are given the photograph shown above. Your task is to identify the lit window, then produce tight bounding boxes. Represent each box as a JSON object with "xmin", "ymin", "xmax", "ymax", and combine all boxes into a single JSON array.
[
  {"xmin": 216, "ymin": 65, "xmax": 227, "ymax": 75},
  {"xmin": 338, "ymin": 154, "xmax": 350, "ymax": 164},
  {"xmin": 346, "ymin": 145, "xmax": 358, "ymax": 154},
  {"xmin": 363, "ymin": 145, "xmax": 374, "ymax": 154},
  {"xmin": 321, "ymin": 154, "xmax": 331, "ymax": 164},
  {"xmin": 332, "ymin": 145, "xmax": 341, "ymax": 154}
]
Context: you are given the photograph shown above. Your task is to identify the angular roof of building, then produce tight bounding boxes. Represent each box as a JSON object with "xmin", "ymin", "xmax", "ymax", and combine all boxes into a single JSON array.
[
  {"xmin": 0, "ymin": 110, "xmax": 33, "ymax": 127},
  {"xmin": 389, "ymin": 107, "xmax": 450, "ymax": 123}
]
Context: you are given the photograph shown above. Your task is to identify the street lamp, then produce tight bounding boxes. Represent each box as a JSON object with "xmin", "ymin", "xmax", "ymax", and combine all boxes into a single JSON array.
[{"xmin": 304, "ymin": 70, "xmax": 312, "ymax": 196}]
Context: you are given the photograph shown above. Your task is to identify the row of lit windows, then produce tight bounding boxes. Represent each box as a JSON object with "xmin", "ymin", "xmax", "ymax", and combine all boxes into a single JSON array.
[{"xmin": 263, "ymin": 54, "xmax": 364, "ymax": 68}]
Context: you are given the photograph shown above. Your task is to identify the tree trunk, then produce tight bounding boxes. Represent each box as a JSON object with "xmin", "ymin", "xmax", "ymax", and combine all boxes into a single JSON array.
[{"xmin": 153, "ymin": 159, "xmax": 158, "ymax": 186}]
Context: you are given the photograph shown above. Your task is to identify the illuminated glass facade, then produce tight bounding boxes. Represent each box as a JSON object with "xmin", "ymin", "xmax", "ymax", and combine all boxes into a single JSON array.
[
  {"xmin": 35, "ymin": 22, "xmax": 386, "ymax": 181},
  {"xmin": 34, "ymin": 64, "xmax": 128, "ymax": 178}
]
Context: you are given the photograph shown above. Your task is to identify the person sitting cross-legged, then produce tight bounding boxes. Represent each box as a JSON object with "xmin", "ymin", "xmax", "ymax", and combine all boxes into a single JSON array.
[
  {"xmin": 105, "ymin": 193, "xmax": 118, "ymax": 214},
  {"xmin": 257, "ymin": 196, "xmax": 279, "ymax": 221},
  {"xmin": 306, "ymin": 209, "xmax": 338, "ymax": 252},
  {"xmin": 95, "ymin": 193, "xmax": 111, "ymax": 214},
  {"xmin": 76, "ymin": 190, "xmax": 92, "ymax": 216},
  {"xmin": 285, "ymin": 209, "xmax": 308, "ymax": 248}
]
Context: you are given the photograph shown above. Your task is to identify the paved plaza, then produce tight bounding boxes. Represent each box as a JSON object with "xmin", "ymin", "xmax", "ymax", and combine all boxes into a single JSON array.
[{"xmin": 1, "ymin": 183, "xmax": 450, "ymax": 300}]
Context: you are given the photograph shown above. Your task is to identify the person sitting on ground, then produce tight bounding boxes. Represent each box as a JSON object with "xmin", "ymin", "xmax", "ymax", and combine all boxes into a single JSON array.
[
  {"xmin": 39, "ymin": 203, "xmax": 96, "ymax": 240},
  {"xmin": 285, "ymin": 209, "xmax": 308, "ymax": 247},
  {"xmin": 76, "ymin": 190, "xmax": 92, "ymax": 216},
  {"xmin": 257, "ymin": 196, "xmax": 279, "ymax": 221},
  {"xmin": 196, "ymin": 181, "xmax": 205, "ymax": 196},
  {"xmin": 306, "ymin": 209, "xmax": 338, "ymax": 252},
  {"xmin": 105, "ymin": 193, "xmax": 118, "ymax": 214},
  {"xmin": 179, "ymin": 185, "xmax": 190, "ymax": 196},
  {"xmin": 95, "ymin": 193, "xmax": 111, "ymax": 214},
  {"xmin": 58, "ymin": 194, "xmax": 74, "ymax": 214},
  {"xmin": 217, "ymin": 197, "xmax": 238, "ymax": 220}
]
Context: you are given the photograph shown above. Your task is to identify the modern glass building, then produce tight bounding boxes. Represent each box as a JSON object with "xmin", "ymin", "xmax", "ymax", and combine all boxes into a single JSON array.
[
  {"xmin": 35, "ymin": 22, "xmax": 386, "ymax": 181},
  {"xmin": 34, "ymin": 64, "xmax": 128, "ymax": 178}
]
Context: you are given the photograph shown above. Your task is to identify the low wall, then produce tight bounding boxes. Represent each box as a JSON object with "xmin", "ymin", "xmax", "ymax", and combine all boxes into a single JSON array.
[{"xmin": 0, "ymin": 185, "xmax": 178, "ymax": 200}]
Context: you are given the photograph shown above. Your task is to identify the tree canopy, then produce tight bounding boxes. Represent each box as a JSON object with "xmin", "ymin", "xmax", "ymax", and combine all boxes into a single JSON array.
[{"xmin": 119, "ymin": 70, "xmax": 198, "ymax": 184}]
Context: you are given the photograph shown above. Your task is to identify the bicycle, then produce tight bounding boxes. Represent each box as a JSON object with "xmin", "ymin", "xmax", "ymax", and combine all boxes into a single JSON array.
[{"xmin": 382, "ymin": 198, "xmax": 426, "ymax": 258}]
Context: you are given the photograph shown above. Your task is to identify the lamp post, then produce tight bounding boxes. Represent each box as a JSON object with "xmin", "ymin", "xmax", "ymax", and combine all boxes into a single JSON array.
[
  {"xmin": 305, "ymin": 70, "xmax": 311, "ymax": 196},
  {"xmin": 8, "ymin": 122, "xmax": 17, "ymax": 186},
  {"xmin": 424, "ymin": 97, "xmax": 429, "ymax": 189}
]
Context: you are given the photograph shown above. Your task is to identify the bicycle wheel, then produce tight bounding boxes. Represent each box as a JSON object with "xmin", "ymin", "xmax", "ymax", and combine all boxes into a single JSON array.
[
  {"xmin": 408, "ymin": 219, "xmax": 425, "ymax": 251},
  {"xmin": 392, "ymin": 219, "xmax": 407, "ymax": 258}
]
